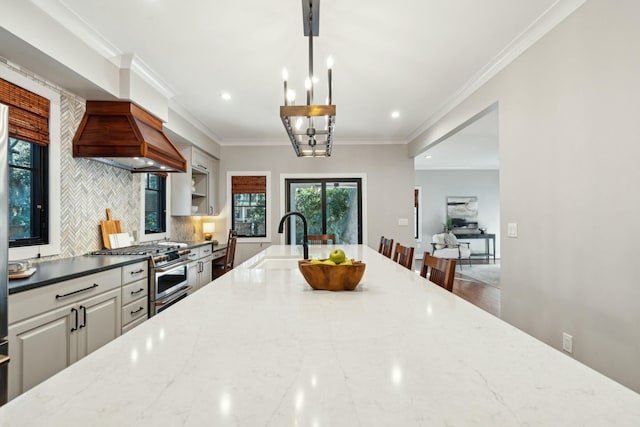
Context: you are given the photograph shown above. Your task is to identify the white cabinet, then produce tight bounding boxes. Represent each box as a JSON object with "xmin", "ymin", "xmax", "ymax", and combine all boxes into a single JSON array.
[
  {"xmin": 187, "ymin": 244, "xmax": 213, "ymax": 293},
  {"xmin": 171, "ymin": 146, "xmax": 219, "ymax": 216},
  {"xmin": 121, "ymin": 260, "xmax": 148, "ymax": 333},
  {"xmin": 8, "ymin": 269, "xmax": 122, "ymax": 400}
]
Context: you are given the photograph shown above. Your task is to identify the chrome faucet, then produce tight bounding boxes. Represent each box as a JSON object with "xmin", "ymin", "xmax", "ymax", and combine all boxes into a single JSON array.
[{"xmin": 277, "ymin": 211, "xmax": 309, "ymax": 260}]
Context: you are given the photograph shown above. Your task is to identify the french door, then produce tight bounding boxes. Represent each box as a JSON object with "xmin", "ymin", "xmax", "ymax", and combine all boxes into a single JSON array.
[{"xmin": 285, "ymin": 178, "xmax": 362, "ymax": 244}]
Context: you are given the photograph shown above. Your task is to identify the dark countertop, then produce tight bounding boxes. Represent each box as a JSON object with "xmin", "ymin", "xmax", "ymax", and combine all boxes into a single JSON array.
[
  {"xmin": 8, "ymin": 255, "xmax": 149, "ymax": 295},
  {"xmin": 8, "ymin": 241, "xmax": 228, "ymax": 295}
]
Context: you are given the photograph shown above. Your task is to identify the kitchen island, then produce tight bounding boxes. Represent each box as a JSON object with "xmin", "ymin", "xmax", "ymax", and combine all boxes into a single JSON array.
[{"xmin": 0, "ymin": 245, "xmax": 638, "ymax": 426}]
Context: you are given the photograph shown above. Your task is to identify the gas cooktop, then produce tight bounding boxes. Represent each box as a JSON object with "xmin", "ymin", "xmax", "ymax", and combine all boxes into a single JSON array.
[{"xmin": 90, "ymin": 243, "xmax": 184, "ymax": 256}]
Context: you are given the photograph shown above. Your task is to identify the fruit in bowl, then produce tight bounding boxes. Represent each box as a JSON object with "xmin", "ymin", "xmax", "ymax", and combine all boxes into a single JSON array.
[{"xmin": 298, "ymin": 252, "xmax": 366, "ymax": 291}]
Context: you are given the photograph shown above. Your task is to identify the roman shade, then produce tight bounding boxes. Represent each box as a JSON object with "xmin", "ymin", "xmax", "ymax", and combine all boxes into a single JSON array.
[
  {"xmin": 0, "ymin": 78, "xmax": 50, "ymax": 146},
  {"xmin": 232, "ymin": 176, "xmax": 266, "ymax": 194}
]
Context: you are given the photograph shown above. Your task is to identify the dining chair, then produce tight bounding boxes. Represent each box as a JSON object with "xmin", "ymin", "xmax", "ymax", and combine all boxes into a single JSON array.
[
  {"xmin": 307, "ymin": 234, "xmax": 336, "ymax": 245},
  {"xmin": 212, "ymin": 230, "xmax": 238, "ymax": 279},
  {"xmin": 393, "ymin": 243, "xmax": 415, "ymax": 270},
  {"xmin": 420, "ymin": 252, "xmax": 456, "ymax": 292},
  {"xmin": 378, "ymin": 236, "xmax": 394, "ymax": 258}
]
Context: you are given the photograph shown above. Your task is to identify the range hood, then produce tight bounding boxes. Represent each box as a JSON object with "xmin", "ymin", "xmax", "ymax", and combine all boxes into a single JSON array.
[{"xmin": 73, "ymin": 101, "xmax": 187, "ymax": 173}]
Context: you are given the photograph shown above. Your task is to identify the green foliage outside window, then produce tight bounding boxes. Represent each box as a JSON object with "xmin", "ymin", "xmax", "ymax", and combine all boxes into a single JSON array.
[
  {"xmin": 8, "ymin": 138, "xmax": 38, "ymax": 242},
  {"xmin": 293, "ymin": 186, "xmax": 354, "ymax": 244}
]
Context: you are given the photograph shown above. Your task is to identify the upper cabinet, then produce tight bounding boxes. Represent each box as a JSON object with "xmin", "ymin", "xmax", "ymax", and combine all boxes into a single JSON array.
[{"xmin": 171, "ymin": 146, "xmax": 219, "ymax": 216}]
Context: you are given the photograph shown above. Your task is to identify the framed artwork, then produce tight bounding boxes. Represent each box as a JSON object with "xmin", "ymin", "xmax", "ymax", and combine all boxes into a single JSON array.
[{"xmin": 446, "ymin": 196, "xmax": 478, "ymax": 231}]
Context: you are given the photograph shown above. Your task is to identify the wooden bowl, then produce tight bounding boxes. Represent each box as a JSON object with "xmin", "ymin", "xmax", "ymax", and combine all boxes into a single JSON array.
[{"xmin": 298, "ymin": 259, "xmax": 366, "ymax": 291}]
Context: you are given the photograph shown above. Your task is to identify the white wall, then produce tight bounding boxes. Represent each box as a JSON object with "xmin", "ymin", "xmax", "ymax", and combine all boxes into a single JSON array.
[
  {"xmin": 415, "ymin": 170, "xmax": 500, "ymax": 258},
  {"xmin": 219, "ymin": 144, "xmax": 415, "ymax": 264},
  {"xmin": 409, "ymin": 0, "xmax": 640, "ymax": 392}
]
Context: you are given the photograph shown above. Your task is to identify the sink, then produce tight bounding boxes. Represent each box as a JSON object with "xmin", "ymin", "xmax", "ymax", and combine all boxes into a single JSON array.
[{"xmin": 249, "ymin": 258, "xmax": 301, "ymax": 270}]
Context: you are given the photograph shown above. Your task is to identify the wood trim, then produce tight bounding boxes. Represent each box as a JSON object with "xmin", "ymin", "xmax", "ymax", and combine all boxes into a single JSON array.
[{"xmin": 280, "ymin": 105, "xmax": 336, "ymax": 117}]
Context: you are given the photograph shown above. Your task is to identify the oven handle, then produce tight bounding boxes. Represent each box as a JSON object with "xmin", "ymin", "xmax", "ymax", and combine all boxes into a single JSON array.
[
  {"xmin": 153, "ymin": 286, "xmax": 192, "ymax": 306},
  {"xmin": 154, "ymin": 259, "xmax": 191, "ymax": 273}
]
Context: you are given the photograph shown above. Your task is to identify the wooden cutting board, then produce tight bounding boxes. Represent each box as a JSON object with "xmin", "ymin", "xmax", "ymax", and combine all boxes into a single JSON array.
[{"xmin": 100, "ymin": 208, "xmax": 122, "ymax": 249}]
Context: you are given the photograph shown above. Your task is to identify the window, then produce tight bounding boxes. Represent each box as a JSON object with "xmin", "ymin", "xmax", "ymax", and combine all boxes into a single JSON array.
[
  {"xmin": 8, "ymin": 137, "xmax": 48, "ymax": 246},
  {"xmin": 2, "ymin": 78, "xmax": 51, "ymax": 249},
  {"xmin": 232, "ymin": 175, "xmax": 267, "ymax": 238},
  {"xmin": 144, "ymin": 174, "xmax": 166, "ymax": 234}
]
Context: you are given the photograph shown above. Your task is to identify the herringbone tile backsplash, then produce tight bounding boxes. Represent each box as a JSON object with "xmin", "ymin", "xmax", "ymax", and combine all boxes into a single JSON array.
[{"xmin": 3, "ymin": 61, "xmax": 199, "ymax": 261}]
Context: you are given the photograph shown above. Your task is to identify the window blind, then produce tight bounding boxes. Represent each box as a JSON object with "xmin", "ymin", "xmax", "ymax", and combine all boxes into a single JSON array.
[
  {"xmin": 232, "ymin": 176, "xmax": 266, "ymax": 194},
  {"xmin": 0, "ymin": 78, "xmax": 50, "ymax": 146}
]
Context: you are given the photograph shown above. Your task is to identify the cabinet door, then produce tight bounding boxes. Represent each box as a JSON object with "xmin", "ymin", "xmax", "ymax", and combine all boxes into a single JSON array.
[
  {"xmin": 188, "ymin": 262, "xmax": 199, "ymax": 293},
  {"xmin": 199, "ymin": 257, "xmax": 213, "ymax": 288},
  {"xmin": 8, "ymin": 305, "xmax": 75, "ymax": 400},
  {"xmin": 76, "ymin": 288, "xmax": 121, "ymax": 360}
]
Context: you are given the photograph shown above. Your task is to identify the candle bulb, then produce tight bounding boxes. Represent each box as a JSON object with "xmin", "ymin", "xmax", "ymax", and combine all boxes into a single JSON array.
[
  {"xmin": 327, "ymin": 57, "xmax": 333, "ymax": 105},
  {"xmin": 305, "ymin": 77, "xmax": 311, "ymax": 105},
  {"xmin": 282, "ymin": 68, "xmax": 289, "ymax": 105}
]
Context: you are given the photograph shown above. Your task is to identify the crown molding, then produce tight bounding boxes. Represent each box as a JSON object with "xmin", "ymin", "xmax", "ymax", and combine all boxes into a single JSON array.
[
  {"xmin": 32, "ymin": 0, "xmax": 175, "ymax": 101},
  {"xmin": 168, "ymin": 99, "xmax": 222, "ymax": 144},
  {"xmin": 218, "ymin": 137, "xmax": 407, "ymax": 146},
  {"xmin": 407, "ymin": 0, "xmax": 587, "ymax": 144}
]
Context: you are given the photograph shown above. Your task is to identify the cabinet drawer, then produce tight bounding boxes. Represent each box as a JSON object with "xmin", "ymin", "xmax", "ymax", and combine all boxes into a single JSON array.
[
  {"xmin": 212, "ymin": 248, "xmax": 226, "ymax": 260},
  {"xmin": 199, "ymin": 244, "xmax": 213, "ymax": 258},
  {"xmin": 122, "ymin": 315, "xmax": 146, "ymax": 334},
  {"xmin": 9, "ymin": 268, "xmax": 121, "ymax": 324},
  {"xmin": 122, "ymin": 297, "xmax": 147, "ymax": 327},
  {"xmin": 122, "ymin": 261, "xmax": 148, "ymax": 284},
  {"xmin": 122, "ymin": 278, "xmax": 148, "ymax": 306}
]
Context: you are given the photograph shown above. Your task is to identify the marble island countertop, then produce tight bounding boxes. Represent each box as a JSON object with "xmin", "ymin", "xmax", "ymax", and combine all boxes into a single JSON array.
[{"xmin": 1, "ymin": 245, "xmax": 639, "ymax": 426}]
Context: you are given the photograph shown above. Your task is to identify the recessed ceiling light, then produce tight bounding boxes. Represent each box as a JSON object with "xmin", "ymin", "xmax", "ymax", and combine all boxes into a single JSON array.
[
  {"xmin": 391, "ymin": 111, "xmax": 400, "ymax": 119},
  {"xmin": 220, "ymin": 92, "xmax": 231, "ymax": 100},
  {"xmin": 424, "ymin": 155, "xmax": 432, "ymax": 159}
]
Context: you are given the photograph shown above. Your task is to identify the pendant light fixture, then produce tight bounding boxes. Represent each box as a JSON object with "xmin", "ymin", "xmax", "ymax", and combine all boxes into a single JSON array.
[{"xmin": 280, "ymin": 0, "xmax": 335, "ymax": 157}]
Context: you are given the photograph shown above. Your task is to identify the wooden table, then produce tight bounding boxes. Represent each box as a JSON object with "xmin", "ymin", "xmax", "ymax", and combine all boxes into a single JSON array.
[{"xmin": 454, "ymin": 232, "xmax": 496, "ymax": 262}]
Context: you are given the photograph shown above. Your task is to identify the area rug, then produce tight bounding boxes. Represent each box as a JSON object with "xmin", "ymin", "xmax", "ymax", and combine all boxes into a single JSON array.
[{"xmin": 457, "ymin": 264, "xmax": 500, "ymax": 288}]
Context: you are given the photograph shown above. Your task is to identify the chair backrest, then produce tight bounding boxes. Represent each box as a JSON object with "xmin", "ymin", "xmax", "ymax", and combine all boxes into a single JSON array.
[
  {"xmin": 378, "ymin": 236, "xmax": 394, "ymax": 258},
  {"xmin": 222, "ymin": 230, "xmax": 238, "ymax": 272},
  {"xmin": 420, "ymin": 252, "xmax": 456, "ymax": 292},
  {"xmin": 308, "ymin": 234, "xmax": 336, "ymax": 245},
  {"xmin": 393, "ymin": 243, "xmax": 415, "ymax": 270}
]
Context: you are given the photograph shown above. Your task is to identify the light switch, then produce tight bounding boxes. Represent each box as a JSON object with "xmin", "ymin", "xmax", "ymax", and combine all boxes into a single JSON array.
[
  {"xmin": 398, "ymin": 218, "xmax": 409, "ymax": 226},
  {"xmin": 507, "ymin": 222, "xmax": 518, "ymax": 237}
]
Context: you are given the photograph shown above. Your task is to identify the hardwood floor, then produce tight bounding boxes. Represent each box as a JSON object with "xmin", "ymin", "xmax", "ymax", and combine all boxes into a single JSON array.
[{"xmin": 415, "ymin": 260, "xmax": 501, "ymax": 317}]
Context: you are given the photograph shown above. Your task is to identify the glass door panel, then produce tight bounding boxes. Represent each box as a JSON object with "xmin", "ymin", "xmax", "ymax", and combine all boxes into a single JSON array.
[
  {"xmin": 286, "ymin": 178, "xmax": 362, "ymax": 245},
  {"xmin": 326, "ymin": 181, "xmax": 359, "ymax": 244}
]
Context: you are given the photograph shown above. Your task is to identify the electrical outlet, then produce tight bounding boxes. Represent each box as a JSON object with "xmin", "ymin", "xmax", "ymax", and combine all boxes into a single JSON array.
[{"xmin": 562, "ymin": 332, "xmax": 573, "ymax": 354}]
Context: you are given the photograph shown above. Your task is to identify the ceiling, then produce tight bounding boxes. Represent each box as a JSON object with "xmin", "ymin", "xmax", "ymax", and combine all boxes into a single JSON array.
[
  {"xmin": 414, "ymin": 107, "xmax": 499, "ymax": 170},
  {"xmin": 5, "ymin": 0, "xmax": 572, "ymax": 149}
]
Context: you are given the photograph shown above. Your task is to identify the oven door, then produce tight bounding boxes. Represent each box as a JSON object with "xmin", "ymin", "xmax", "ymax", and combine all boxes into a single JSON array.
[
  {"xmin": 154, "ymin": 260, "xmax": 189, "ymax": 300},
  {"xmin": 152, "ymin": 285, "xmax": 191, "ymax": 316}
]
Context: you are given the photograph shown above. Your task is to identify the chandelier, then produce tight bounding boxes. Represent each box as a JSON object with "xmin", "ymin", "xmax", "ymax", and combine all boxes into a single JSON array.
[{"xmin": 280, "ymin": 0, "xmax": 335, "ymax": 157}]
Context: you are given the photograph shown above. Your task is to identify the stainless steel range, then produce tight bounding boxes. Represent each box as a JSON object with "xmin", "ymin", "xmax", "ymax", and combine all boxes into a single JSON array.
[{"xmin": 91, "ymin": 243, "xmax": 192, "ymax": 317}]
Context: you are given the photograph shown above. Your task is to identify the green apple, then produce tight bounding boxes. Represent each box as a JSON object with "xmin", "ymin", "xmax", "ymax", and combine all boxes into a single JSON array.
[
  {"xmin": 322, "ymin": 259, "xmax": 337, "ymax": 265},
  {"xmin": 310, "ymin": 259, "xmax": 322, "ymax": 264},
  {"xmin": 329, "ymin": 248, "xmax": 346, "ymax": 264},
  {"xmin": 340, "ymin": 259, "xmax": 352, "ymax": 265}
]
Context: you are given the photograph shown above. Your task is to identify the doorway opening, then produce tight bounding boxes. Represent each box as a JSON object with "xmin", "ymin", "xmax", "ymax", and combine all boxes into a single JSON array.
[{"xmin": 284, "ymin": 178, "xmax": 363, "ymax": 245}]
